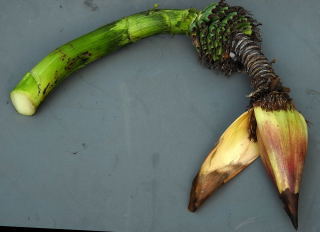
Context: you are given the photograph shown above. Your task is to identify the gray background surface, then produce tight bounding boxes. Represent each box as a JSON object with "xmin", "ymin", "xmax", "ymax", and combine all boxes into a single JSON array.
[{"xmin": 0, "ymin": 0, "xmax": 319, "ymax": 231}]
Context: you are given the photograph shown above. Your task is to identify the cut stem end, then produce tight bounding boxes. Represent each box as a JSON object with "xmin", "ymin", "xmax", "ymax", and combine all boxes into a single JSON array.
[{"xmin": 10, "ymin": 91, "xmax": 36, "ymax": 116}]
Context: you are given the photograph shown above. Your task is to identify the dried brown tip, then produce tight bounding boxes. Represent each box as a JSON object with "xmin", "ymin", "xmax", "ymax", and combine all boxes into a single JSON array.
[
  {"xmin": 188, "ymin": 171, "xmax": 227, "ymax": 212},
  {"xmin": 188, "ymin": 174, "xmax": 199, "ymax": 212},
  {"xmin": 188, "ymin": 165, "xmax": 248, "ymax": 212},
  {"xmin": 280, "ymin": 189, "xmax": 299, "ymax": 230},
  {"xmin": 188, "ymin": 174, "xmax": 202, "ymax": 212}
]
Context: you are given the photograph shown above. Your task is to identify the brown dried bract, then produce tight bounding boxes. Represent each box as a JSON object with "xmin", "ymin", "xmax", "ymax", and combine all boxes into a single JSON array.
[{"xmin": 188, "ymin": 164, "xmax": 247, "ymax": 212}]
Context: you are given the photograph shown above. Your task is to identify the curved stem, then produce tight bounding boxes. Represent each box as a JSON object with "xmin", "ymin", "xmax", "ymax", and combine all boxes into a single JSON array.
[
  {"xmin": 231, "ymin": 33, "xmax": 291, "ymax": 111},
  {"xmin": 11, "ymin": 9, "xmax": 199, "ymax": 115}
]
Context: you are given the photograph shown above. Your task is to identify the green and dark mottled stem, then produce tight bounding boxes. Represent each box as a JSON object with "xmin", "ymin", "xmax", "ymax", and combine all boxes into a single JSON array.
[{"xmin": 11, "ymin": 9, "xmax": 199, "ymax": 115}]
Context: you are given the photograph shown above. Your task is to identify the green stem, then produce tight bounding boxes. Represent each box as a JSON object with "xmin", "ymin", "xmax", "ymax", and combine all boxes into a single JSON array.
[{"xmin": 11, "ymin": 9, "xmax": 199, "ymax": 115}]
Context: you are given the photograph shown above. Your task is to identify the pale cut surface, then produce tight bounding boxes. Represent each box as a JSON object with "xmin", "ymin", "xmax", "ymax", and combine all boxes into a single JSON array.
[{"xmin": 10, "ymin": 91, "xmax": 36, "ymax": 116}]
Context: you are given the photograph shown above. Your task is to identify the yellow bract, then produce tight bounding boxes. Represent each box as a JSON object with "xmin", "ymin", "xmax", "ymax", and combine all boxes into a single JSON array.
[{"xmin": 200, "ymin": 110, "xmax": 259, "ymax": 177}]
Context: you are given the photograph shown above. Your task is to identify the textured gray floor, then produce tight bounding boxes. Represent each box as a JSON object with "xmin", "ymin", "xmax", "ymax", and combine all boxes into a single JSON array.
[{"xmin": 0, "ymin": 0, "xmax": 319, "ymax": 231}]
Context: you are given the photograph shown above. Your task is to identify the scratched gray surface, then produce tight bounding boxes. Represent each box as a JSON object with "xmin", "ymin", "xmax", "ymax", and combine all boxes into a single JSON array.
[{"xmin": 0, "ymin": 0, "xmax": 319, "ymax": 231}]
